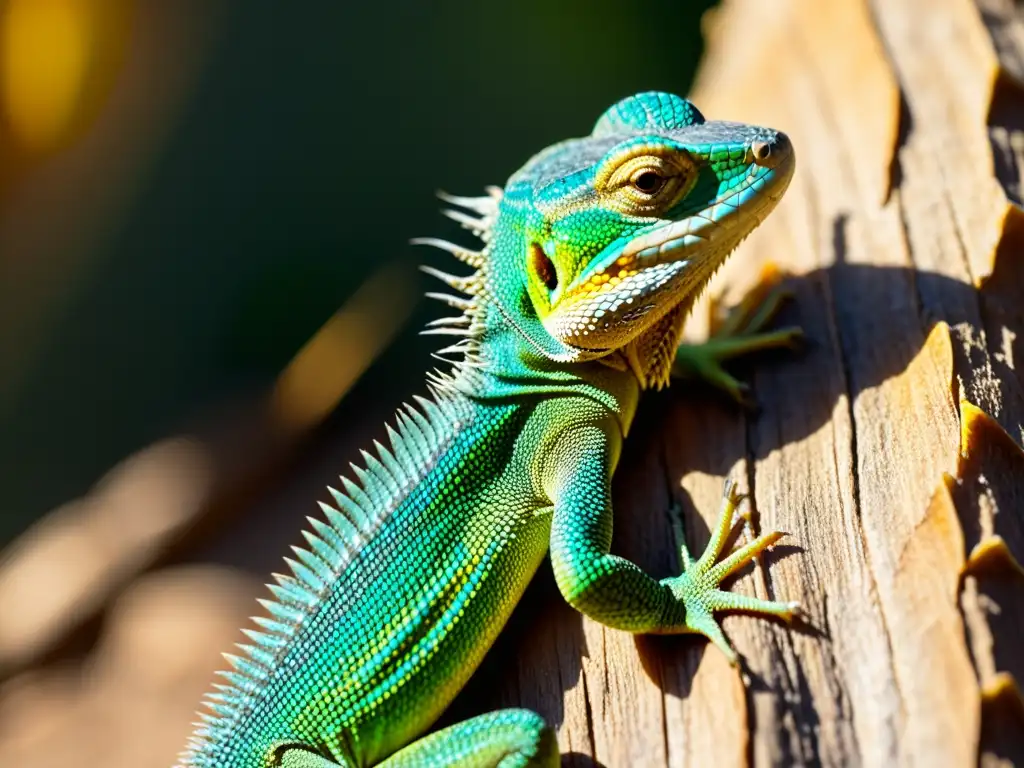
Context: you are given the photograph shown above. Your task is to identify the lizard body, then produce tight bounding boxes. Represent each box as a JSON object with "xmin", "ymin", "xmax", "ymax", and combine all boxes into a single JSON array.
[{"xmin": 179, "ymin": 92, "xmax": 799, "ymax": 768}]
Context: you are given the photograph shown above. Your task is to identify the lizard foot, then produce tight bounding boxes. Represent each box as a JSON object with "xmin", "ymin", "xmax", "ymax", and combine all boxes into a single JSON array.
[
  {"xmin": 663, "ymin": 479, "xmax": 800, "ymax": 665},
  {"xmin": 672, "ymin": 263, "xmax": 804, "ymax": 408}
]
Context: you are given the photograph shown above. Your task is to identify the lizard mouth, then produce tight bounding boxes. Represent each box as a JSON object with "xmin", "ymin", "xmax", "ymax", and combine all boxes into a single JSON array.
[{"xmin": 545, "ymin": 134, "xmax": 794, "ymax": 351}]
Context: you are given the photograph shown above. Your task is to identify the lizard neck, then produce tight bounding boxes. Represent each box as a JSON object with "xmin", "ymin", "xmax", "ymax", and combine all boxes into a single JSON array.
[{"xmin": 445, "ymin": 294, "xmax": 641, "ymax": 437}]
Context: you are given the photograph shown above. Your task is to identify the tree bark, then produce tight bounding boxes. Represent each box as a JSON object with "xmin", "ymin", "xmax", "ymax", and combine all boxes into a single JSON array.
[{"xmin": 455, "ymin": 1, "xmax": 1024, "ymax": 765}]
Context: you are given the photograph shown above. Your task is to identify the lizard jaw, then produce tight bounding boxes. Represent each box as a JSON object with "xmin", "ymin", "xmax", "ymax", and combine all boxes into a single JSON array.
[{"xmin": 545, "ymin": 136, "xmax": 794, "ymax": 352}]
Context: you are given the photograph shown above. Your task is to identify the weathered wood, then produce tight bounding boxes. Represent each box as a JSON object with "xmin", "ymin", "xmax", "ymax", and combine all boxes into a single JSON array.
[{"xmin": 455, "ymin": 1, "xmax": 1024, "ymax": 765}]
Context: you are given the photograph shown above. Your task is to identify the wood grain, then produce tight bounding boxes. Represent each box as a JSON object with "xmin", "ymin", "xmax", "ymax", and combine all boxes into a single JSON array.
[{"xmin": 455, "ymin": 0, "xmax": 1024, "ymax": 765}]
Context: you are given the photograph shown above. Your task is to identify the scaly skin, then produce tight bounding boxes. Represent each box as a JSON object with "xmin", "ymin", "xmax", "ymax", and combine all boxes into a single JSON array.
[{"xmin": 179, "ymin": 92, "xmax": 800, "ymax": 768}]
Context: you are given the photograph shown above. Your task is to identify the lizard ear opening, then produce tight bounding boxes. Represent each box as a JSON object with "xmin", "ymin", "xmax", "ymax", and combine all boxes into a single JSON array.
[
  {"xmin": 592, "ymin": 92, "xmax": 705, "ymax": 137},
  {"xmin": 529, "ymin": 243, "xmax": 558, "ymax": 292}
]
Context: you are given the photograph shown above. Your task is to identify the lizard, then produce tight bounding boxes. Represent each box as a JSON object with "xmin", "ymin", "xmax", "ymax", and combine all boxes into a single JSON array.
[{"xmin": 178, "ymin": 91, "xmax": 802, "ymax": 768}]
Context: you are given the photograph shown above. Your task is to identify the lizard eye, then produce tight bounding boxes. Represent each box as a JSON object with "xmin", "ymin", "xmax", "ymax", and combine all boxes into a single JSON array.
[
  {"xmin": 631, "ymin": 170, "xmax": 664, "ymax": 195},
  {"xmin": 596, "ymin": 150, "xmax": 696, "ymax": 215}
]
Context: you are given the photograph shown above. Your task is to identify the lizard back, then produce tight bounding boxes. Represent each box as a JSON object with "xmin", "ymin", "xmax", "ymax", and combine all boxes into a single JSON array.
[{"xmin": 181, "ymin": 392, "xmax": 559, "ymax": 766}]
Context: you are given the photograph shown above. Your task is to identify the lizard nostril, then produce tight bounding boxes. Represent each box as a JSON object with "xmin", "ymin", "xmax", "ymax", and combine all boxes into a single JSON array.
[{"xmin": 751, "ymin": 132, "xmax": 792, "ymax": 169}]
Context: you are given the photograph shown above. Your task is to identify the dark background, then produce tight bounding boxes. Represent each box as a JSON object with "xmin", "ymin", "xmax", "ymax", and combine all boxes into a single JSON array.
[{"xmin": 0, "ymin": 0, "xmax": 715, "ymax": 545}]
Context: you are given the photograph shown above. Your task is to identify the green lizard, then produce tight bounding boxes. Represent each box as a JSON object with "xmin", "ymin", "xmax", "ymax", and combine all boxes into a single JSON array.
[{"xmin": 179, "ymin": 92, "xmax": 801, "ymax": 768}]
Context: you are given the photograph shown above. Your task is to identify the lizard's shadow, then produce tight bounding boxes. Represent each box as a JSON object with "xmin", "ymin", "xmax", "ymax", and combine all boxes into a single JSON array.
[{"xmin": 622, "ymin": 250, "xmax": 1024, "ymax": 726}]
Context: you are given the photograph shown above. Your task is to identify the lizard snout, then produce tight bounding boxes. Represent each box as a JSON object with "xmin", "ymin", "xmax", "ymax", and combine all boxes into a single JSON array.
[{"xmin": 751, "ymin": 131, "xmax": 792, "ymax": 169}]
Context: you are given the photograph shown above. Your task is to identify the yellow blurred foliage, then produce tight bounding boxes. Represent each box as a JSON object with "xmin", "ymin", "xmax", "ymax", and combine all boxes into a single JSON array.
[
  {"xmin": 2, "ymin": 0, "xmax": 129, "ymax": 153},
  {"xmin": 272, "ymin": 264, "xmax": 418, "ymax": 434}
]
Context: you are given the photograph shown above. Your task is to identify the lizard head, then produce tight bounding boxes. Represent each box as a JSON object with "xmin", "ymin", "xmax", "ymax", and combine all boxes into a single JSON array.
[{"xmin": 499, "ymin": 91, "xmax": 794, "ymax": 361}]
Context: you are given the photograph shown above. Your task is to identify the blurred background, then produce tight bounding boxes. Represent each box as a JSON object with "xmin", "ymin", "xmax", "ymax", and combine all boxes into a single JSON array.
[{"xmin": 0, "ymin": 1, "xmax": 715, "ymax": 764}]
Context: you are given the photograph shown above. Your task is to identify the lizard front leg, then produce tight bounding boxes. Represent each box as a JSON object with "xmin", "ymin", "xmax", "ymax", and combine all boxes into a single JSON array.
[{"xmin": 545, "ymin": 422, "xmax": 799, "ymax": 662}]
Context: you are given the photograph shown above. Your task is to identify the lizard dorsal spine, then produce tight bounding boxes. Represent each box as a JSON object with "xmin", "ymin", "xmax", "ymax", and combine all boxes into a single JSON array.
[{"xmin": 179, "ymin": 389, "xmax": 475, "ymax": 766}]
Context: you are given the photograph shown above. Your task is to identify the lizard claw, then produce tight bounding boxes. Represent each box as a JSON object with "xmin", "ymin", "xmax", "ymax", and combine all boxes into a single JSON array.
[
  {"xmin": 673, "ymin": 279, "xmax": 804, "ymax": 408},
  {"xmin": 662, "ymin": 480, "xmax": 800, "ymax": 662}
]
